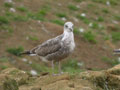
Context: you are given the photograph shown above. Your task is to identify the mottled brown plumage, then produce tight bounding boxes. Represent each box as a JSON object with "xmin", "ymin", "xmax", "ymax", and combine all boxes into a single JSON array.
[{"xmin": 21, "ymin": 22, "xmax": 75, "ymax": 74}]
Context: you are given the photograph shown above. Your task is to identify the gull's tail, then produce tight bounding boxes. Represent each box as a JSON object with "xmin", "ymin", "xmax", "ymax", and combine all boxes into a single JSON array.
[
  {"xmin": 113, "ymin": 49, "xmax": 120, "ymax": 54},
  {"xmin": 19, "ymin": 50, "xmax": 36, "ymax": 56}
]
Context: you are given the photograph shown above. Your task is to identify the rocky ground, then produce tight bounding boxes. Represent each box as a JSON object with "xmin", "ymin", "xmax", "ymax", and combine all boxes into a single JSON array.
[{"xmin": 0, "ymin": 64, "xmax": 120, "ymax": 90}]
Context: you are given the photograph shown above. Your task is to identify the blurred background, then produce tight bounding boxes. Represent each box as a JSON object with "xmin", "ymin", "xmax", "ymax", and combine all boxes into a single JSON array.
[{"xmin": 0, "ymin": 0, "xmax": 120, "ymax": 75}]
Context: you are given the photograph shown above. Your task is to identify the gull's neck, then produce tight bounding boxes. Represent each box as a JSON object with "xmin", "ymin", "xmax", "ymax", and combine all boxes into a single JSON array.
[{"xmin": 62, "ymin": 29, "xmax": 74, "ymax": 41}]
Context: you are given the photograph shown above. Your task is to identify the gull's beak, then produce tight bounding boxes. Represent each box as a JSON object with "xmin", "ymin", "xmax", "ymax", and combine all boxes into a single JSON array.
[{"xmin": 69, "ymin": 28, "xmax": 73, "ymax": 32}]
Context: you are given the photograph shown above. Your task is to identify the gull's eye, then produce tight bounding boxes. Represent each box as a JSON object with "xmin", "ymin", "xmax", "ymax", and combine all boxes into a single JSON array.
[{"xmin": 65, "ymin": 25, "xmax": 68, "ymax": 28}]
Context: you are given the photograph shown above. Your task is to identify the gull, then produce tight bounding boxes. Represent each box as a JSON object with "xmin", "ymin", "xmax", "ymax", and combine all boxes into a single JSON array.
[
  {"xmin": 113, "ymin": 49, "xmax": 120, "ymax": 55},
  {"xmin": 21, "ymin": 22, "xmax": 75, "ymax": 74}
]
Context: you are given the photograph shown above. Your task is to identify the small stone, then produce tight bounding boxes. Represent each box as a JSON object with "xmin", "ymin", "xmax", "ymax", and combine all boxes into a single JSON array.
[
  {"xmin": 79, "ymin": 28, "xmax": 84, "ymax": 33},
  {"xmin": 112, "ymin": 20, "xmax": 119, "ymax": 24},
  {"xmin": 106, "ymin": 1, "xmax": 110, "ymax": 6},
  {"xmin": 77, "ymin": 62, "xmax": 84, "ymax": 67},
  {"xmin": 30, "ymin": 70, "xmax": 38, "ymax": 76},
  {"xmin": 22, "ymin": 58, "xmax": 28, "ymax": 62},
  {"xmin": 58, "ymin": 3, "xmax": 62, "ymax": 6},
  {"xmin": 76, "ymin": 5, "xmax": 80, "ymax": 8},
  {"xmin": 89, "ymin": 23, "xmax": 93, "ymax": 27},
  {"xmin": 26, "ymin": 36, "xmax": 29, "ymax": 40},
  {"xmin": 10, "ymin": 8, "xmax": 16, "ymax": 12},
  {"xmin": 81, "ymin": 13, "xmax": 86, "ymax": 17},
  {"xmin": 73, "ymin": 17, "xmax": 79, "ymax": 22},
  {"xmin": 29, "ymin": 61, "xmax": 32, "ymax": 64},
  {"xmin": 38, "ymin": 20, "xmax": 41, "ymax": 23},
  {"xmin": 5, "ymin": 0, "xmax": 12, "ymax": 3},
  {"xmin": 61, "ymin": 17, "xmax": 66, "ymax": 21}
]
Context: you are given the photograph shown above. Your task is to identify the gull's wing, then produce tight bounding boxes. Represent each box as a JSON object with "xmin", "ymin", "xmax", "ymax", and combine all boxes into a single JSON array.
[{"xmin": 31, "ymin": 34, "xmax": 63, "ymax": 56}]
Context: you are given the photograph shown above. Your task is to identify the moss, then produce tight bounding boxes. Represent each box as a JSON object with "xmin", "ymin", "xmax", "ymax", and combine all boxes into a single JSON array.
[{"xmin": 3, "ymin": 78, "xmax": 18, "ymax": 90}]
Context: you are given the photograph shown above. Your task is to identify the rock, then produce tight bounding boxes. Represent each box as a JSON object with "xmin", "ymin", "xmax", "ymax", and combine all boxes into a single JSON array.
[
  {"xmin": 1, "ymin": 65, "xmax": 120, "ymax": 90},
  {"xmin": 79, "ymin": 64, "xmax": 120, "ymax": 90},
  {"xmin": 0, "ymin": 68, "xmax": 28, "ymax": 90}
]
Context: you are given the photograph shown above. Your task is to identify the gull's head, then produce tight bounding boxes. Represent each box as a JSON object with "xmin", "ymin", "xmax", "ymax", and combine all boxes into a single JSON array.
[{"xmin": 64, "ymin": 22, "xmax": 74, "ymax": 32}]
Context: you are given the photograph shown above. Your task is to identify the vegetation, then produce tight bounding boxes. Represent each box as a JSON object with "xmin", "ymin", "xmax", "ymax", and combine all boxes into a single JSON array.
[
  {"xmin": 0, "ymin": 16, "xmax": 9, "ymax": 24},
  {"xmin": 101, "ymin": 56, "xmax": 119, "ymax": 66},
  {"xmin": 28, "ymin": 36, "xmax": 39, "ymax": 41},
  {"xmin": 83, "ymin": 31, "xmax": 97, "ymax": 43},
  {"xmin": 68, "ymin": 4, "xmax": 79, "ymax": 11},
  {"xmin": 51, "ymin": 19, "xmax": 64, "ymax": 26},
  {"xmin": 13, "ymin": 15, "xmax": 28, "ymax": 21},
  {"xmin": 73, "ymin": 28, "xmax": 80, "ymax": 34},
  {"xmin": 97, "ymin": 16, "xmax": 104, "ymax": 22},
  {"xmin": 4, "ymin": 2, "xmax": 13, "ymax": 8},
  {"xmin": 56, "ymin": 13, "xmax": 67, "ymax": 18},
  {"xmin": 76, "ymin": 14, "xmax": 90, "ymax": 24},
  {"xmin": 17, "ymin": 6, "xmax": 28, "ymax": 12},
  {"xmin": 62, "ymin": 59, "xmax": 83, "ymax": 74},
  {"xmin": 6, "ymin": 46, "xmax": 24, "ymax": 56},
  {"xmin": 112, "ymin": 32, "xmax": 120, "ymax": 42}
]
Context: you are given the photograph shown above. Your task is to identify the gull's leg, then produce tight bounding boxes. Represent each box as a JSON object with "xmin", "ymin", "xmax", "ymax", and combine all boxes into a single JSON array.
[
  {"xmin": 58, "ymin": 61, "xmax": 63, "ymax": 74},
  {"xmin": 52, "ymin": 60, "xmax": 55, "ymax": 74}
]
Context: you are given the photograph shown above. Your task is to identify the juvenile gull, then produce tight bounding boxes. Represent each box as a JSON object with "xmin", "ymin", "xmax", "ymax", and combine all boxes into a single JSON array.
[
  {"xmin": 113, "ymin": 49, "xmax": 120, "ymax": 55},
  {"xmin": 21, "ymin": 22, "xmax": 75, "ymax": 74}
]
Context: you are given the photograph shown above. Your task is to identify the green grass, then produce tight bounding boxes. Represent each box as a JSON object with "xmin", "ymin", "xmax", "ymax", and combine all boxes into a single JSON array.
[
  {"xmin": 83, "ymin": 31, "xmax": 97, "ymax": 44},
  {"xmin": 74, "ymin": 28, "xmax": 80, "ymax": 34},
  {"xmin": 87, "ymin": 3, "xmax": 97, "ymax": 8},
  {"xmin": 56, "ymin": 13, "xmax": 67, "ymax": 18},
  {"xmin": 112, "ymin": 32, "xmax": 120, "ymax": 42},
  {"xmin": 101, "ymin": 56, "xmax": 119, "ymax": 66},
  {"xmin": 37, "ymin": 10, "xmax": 47, "ymax": 16},
  {"xmin": 30, "ymin": 59, "xmax": 83, "ymax": 74},
  {"xmin": 0, "ymin": 16, "xmax": 9, "ymax": 24},
  {"xmin": 13, "ymin": 15, "xmax": 28, "ymax": 21},
  {"xmin": 90, "ymin": 22, "xmax": 99, "ymax": 29},
  {"xmin": 92, "ymin": 0, "xmax": 106, "ymax": 4},
  {"xmin": 51, "ymin": 19, "xmax": 64, "ymax": 26},
  {"xmin": 30, "ymin": 61, "xmax": 53, "ymax": 74},
  {"xmin": 0, "ymin": 65, "xmax": 8, "ymax": 70},
  {"xmin": 6, "ymin": 46, "xmax": 24, "ymax": 56},
  {"xmin": 5, "ymin": 11, "xmax": 14, "ymax": 17},
  {"xmin": 4, "ymin": 2, "xmax": 13, "ymax": 8},
  {"xmin": 74, "ymin": 0, "xmax": 83, "ymax": 2},
  {"xmin": 97, "ymin": 16, "xmax": 104, "ymax": 22},
  {"xmin": 62, "ymin": 59, "xmax": 83, "ymax": 74},
  {"xmin": 28, "ymin": 36, "xmax": 39, "ymax": 41},
  {"xmin": 92, "ymin": 0, "xmax": 117, "ymax": 5},
  {"xmin": 103, "ymin": 35, "xmax": 110, "ymax": 41},
  {"xmin": 31, "ymin": 9, "xmax": 47, "ymax": 21},
  {"xmin": 41, "ymin": 5, "xmax": 51, "ymax": 11},
  {"xmin": 114, "ymin": 15, "xmax": 120, "ymax": 21},
  {"xmin": 76, "ymin": 14, "xmax": 90, "ymax": 24},
  {"xmin": 102, "ymin": 8, "xmax": 109, "ymax": 14},
  {"xmin": 0, "ymin": 25, "xmax": 13, "ymax": 33},
  {"xmin": 17, "ymin": 6, "xmax": 28, "ymax": 12},
  {"xmin": 0, "ymin": 57, "xmax": 9, "ymax": 62},
  {"xmin": 68, "ymin": 4, "xmax": 79, "ymax": 11}
]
